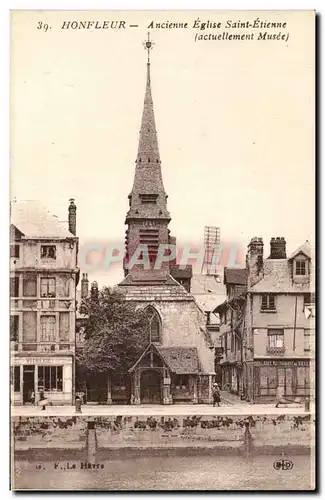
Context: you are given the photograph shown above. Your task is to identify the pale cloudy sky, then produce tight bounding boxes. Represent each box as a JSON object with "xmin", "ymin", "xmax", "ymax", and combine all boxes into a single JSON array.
[{"xmin": 10, "ymin": 10, "xmax": 315, "ymax": 285}]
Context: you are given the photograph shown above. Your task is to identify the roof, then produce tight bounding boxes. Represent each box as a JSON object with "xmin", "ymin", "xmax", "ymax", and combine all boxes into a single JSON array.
[
  {"xmin": 170, "ymin": 265, "xmax": 193, "ymax": 279},
  {"xmin": 118, "ymin": 283, "xmax": 195, "ymax": 302},
  {"xmin": 156, "ymin": 346, "xmax": 200, "ymax": 374},
  {"xmin": 224, "ymin": 268, "xmax": 248, "ymax": 286},
  {"xmin": 288, "ymin": 241, "xmax": 312, "ymax": 260},
  {"xmin": 190, "ymin": 274, "xmax": 227, "ymax": 311},
  {"xmin": 251, "ymin": 258, "xmax": 315, "ymax": 293},
  {"xmin": 11, "ymin": 200, "xmax": 74, "ymax": 239}
]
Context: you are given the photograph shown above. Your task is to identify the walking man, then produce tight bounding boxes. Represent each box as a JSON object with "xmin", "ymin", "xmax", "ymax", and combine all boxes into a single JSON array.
[{"xmin": 212, "ymin": 382, "xmax": 221, "ymax": 407}]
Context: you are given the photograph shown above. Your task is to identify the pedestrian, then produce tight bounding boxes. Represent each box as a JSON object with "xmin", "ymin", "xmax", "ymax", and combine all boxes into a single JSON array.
[
  {"xmin": 275, "ymin": 384, "xmax": 284, "ymax": 408},
  {"xmin": 212, "ymin": 382, "xmax": 221, "ymax": 407},
  {"xmin": 39, "ymin": 390, "xmax": 49, "ymax": 411}
]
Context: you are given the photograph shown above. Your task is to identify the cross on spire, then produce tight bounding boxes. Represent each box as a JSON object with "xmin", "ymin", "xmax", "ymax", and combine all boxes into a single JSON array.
[{"xmin": 143, "ymin": 32, "xmax": 154, "ymax": 64}]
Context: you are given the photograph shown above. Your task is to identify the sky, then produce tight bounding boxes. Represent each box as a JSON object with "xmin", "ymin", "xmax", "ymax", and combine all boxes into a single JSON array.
[{"xmin": 10, "ymin": 10, "xmax": 315, "ymax": 286}]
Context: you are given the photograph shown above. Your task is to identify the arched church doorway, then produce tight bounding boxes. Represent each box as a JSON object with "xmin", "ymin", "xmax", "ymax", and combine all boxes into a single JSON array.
[{"xmin": 140, "ymin": 369, "xmax": 162, "ymax": 404}]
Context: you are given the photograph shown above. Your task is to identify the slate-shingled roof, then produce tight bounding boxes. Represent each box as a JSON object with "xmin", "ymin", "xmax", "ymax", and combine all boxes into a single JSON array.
[
  {"xmin": 224, "ymin": 268, "xmax": 248, "ymax": 286},
  {"xmin": 251, "ymin": 259, "xmax": 315, "ymax": 294},
  {"xmin": 156, "ymin": 346, "xmax": 200, "ymax": 374},
  {"xmin": 11, "ymin": 200, "xmax": 74, "ymax": 239}
]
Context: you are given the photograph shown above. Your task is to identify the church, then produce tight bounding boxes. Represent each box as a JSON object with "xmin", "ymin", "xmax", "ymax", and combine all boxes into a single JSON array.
[{"xmin": 113, "ymin": 36, "xmax": 216, "ymax": 405}]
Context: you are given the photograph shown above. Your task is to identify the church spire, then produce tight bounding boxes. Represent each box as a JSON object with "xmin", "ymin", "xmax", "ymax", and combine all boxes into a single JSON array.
[{"xmin": 126, "ymin": 33, "xmax": 170, "ymax": 222}]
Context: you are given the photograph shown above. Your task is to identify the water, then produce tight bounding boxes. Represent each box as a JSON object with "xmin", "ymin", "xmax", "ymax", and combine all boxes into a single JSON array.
[{"xmin": 13, "ymin": 454, "xmax": 315, "ymax": 490}]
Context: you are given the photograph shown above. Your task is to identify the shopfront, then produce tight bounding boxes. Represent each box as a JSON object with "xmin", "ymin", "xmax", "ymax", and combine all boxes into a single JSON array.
[
  {"xmin": 11, "ymin": 355, "xmax": 73, "ymax": 405},
  {"xmin": 253, "ymin": 359, "xmax": 311, "ymax": 402}
]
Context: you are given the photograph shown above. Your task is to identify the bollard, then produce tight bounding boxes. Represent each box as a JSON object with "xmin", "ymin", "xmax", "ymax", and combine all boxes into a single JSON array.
[
  {"xmin": 75, "ymin": 396, "xmax": 82, "ymax": 413},
  {"xmin": 305, "ymin": 397, "xmax": 310, "ymax": 412}
]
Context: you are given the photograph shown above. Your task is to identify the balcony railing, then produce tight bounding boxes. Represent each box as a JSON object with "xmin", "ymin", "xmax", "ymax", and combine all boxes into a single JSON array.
[
  {"xmin": 267, "ymin": 346, "xmax": 285, "ymax": 355},
  {"xmin": 11, "ymin": 342, "xmax": 74, "ymax": 353}
]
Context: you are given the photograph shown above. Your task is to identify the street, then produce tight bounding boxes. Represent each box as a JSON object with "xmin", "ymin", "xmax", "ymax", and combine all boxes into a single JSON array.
[{"xmin": 11, "ymin": 392, "xmax": 314, "ymax": 417}]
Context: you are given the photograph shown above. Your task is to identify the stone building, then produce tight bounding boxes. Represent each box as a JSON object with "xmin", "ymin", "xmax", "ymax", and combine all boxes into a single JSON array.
[
  {"xmin": 112, "ymin": 42, "xmax": 215, "ymax": 405},
  {"xmin": 244, "ymin": 237, "xmax": 315, "ymax": 403},
  {"xmin": 217, "ymin": 237, "xmax": 315, "ymax": 403},
  {"xmin": 10, "ymin": 200, "xmax": 79, "ymax": 405}
]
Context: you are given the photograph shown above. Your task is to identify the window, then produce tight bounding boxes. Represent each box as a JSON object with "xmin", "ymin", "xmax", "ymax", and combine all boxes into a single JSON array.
[
  {"xmin": 174, "ymin": 375, "xmax": 189, "ymax": 389},
  {"xmin": 13, "ymin": 366, "xmax": 20, "ymax": 392},
  {"xmin": 261, "ymin": 294, "xmax": 276, "ymax": 311},
  {"xmin": 304, "ymin": 329, "xmax": 312, "ymax": 352},
  {"xmin": 10, "ymin": 244, "xmax": 20, "ymax": 258},
  {"xmin": 10, "ymin": 315, "xmax": 19, "ymax": 342},
  {"xmin": 41, "ymin": 245, "xmax": 56, "ymax": 259},
  {"xmin": 259, "ymin": 366, "xmax": 277, "ymax": 396},
  {"xmin": 268, "ymin": 329, "xmax": 284, "ymax": 348},
  {"xmin": 304, "ymin": 293, "xmax": 315, "ymax": 306},
  {"xmin": 23, "ymin": 273, "xmax": 37, "ymax": 297},
  {"xmin": 231, "ymin": 332, "xmax": 235, "ymax": 352},
  {"xmin": 10, "ymin": 276, "xmax": 19, "ymax": 297},
  {"xmin": 57, "ymin": 275, "xmax": 70, "ymax": 297},
  {"xmin": 38, "ymin": 366, "xmax": 63, "ymax": 391},
  {"xmin": 145, "ymin": 306, "xmax": 161, "ymax": 343},
  {"xmin": 59, "ymin": 312, "xmax": 69, "ymax": 341},
  {"xmin": 41, "ymin": 277, "xmax": 56, "ymax": 298},
  {"xmin": 40, "ymin": 316, "xmax": 56, "ymax": 342},
  {"xmin": 295, "ymin": 259, "xmax": 306, "ymax": 276},
  {"xmin": 22, "ymin": 311, "xmax": 37, "ymax": 342}
]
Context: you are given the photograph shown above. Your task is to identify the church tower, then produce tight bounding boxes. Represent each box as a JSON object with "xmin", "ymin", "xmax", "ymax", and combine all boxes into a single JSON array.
[
  {"xmin": 118, "ymin": 35, "xmax": 215, "ymax": 406},
  {"xmin": 124, "ymin": 33, "xmax": 172, "ymax": 280}
]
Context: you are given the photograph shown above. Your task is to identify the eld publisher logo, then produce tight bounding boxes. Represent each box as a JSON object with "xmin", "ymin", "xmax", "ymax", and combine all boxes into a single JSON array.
[{"xmin": 273, "ymin": 460, "xmax": 294, "ymax": 471}]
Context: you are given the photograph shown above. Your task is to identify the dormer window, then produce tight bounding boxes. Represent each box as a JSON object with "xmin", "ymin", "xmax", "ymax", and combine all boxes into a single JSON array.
[{"xmin": 295, "ymin": 259, "xmax": 306, "ymax": 276}]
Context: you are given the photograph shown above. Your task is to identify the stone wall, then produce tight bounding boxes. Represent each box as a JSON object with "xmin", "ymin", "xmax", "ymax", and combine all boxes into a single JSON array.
[
  {"xmin": 13, "ymin": 414, "xmax": 314, "ymax": 454},
  {"xmin": 13, "ymin": 416, "xmax": 87, "ymax": 449}
]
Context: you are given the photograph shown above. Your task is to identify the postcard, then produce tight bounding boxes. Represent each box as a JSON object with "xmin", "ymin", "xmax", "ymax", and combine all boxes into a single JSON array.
[{"xmin": 10, "ymin": 10, "xmax": 315, "ymax": 491}]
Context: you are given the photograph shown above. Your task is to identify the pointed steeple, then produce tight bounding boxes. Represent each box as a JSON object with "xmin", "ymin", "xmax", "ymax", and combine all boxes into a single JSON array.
[
  {"xmin": 137, "ymin": 61, "xmax": 160, "ymax": 163},
  {"xmin": 126, "ymin": 33, "xmax": 170, "ymax": 222}
]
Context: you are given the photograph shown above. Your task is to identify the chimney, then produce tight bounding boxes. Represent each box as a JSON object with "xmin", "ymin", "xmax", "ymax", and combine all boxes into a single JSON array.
[
  {"xmin": 269, "ymin": 237, "xmax": 286, "ymax": 259},
  {"xmin": 90, "ymin": 281, "xmax": 99, "ymax": 300},
  {"xmin": 68, "ymin": 198, "xmax": 77, "ymax": 235},
  {"xmin": 81, "ymin": 273, "xmax": 89, "ymax": 298},
  {"xmin": 247, "ymin": 237, "xmax": 264, "ymax": 287}
]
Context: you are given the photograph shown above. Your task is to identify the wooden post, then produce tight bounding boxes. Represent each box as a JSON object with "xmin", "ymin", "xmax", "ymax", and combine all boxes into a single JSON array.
[
  {"xmin": 107, "ymin": 372, "xmax": 112, "ymax": 405},
  {"xmin": 192, "ymin": 375, "xmax": 198, "ymax": 404}
]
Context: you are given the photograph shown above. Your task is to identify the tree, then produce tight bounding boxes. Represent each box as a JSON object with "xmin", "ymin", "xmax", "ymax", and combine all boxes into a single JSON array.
[{"xmin": 76, "ymin": 286, "xmax": 150, "ymax": 375}]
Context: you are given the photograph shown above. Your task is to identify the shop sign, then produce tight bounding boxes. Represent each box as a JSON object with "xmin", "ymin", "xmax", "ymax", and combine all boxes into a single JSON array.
[
  {"xmin": 256, "ymin": 360, "xmax": 309, "ymax": 367},
  {"xmin": 11, "ymin": 357, "xmax": 71, "ymax": 366}
]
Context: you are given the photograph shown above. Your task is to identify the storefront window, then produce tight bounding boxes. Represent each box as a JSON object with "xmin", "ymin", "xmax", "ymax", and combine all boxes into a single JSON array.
[
  {"xmin": 259, "ymin": 366, "xmax": 277, "ymax": 396},
  {"xmin": 38, "ymin": 366, "xmax": 63, "ymax": 391},
  {"xmin": 12, "ymin": 366, "xmax": 20, "ymax": 392}
]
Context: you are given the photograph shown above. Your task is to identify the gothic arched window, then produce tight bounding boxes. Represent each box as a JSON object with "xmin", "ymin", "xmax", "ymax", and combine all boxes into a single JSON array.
[{"xmin": 145, "ymin": 306, "xmax": 161, "ymax": 343}]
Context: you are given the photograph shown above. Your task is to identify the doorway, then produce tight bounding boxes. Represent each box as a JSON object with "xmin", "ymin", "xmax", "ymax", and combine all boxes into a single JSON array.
[
  {"xmin": 278, "ymin": 367, "xmax": 294, "ymax": 397},
  {"xmin": 86, "ymin": 372, "xmax": 108, "ymax": 404},
  {"xmin": 140, "ymin": 370, "xmax": 162, "ymax": 404},
  {"xmin": 23, "ymin": 365, "xmax": 35, "ymax": 404}
]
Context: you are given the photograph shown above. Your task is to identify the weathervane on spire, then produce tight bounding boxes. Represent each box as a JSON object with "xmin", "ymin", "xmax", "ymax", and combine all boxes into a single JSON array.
[{"xmin": 142, "ymin": 32, "xmax": 154, "ymax": 64}]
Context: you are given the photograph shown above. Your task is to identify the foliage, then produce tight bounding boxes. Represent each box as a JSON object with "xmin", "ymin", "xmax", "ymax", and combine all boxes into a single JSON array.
[{"xmin": 76, "ymin": 286, "xmax": 150, "ymax": 374}]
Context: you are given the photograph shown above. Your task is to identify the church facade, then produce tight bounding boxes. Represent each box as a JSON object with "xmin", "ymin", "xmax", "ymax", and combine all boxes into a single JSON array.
[{"xmin": 115, "ymin": 38, "xmax": 216, "ymax": 405}]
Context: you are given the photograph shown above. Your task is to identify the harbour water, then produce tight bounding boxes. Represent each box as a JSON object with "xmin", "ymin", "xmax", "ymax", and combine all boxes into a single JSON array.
[{"xmin": 13, "ymin": 454, "xmax": 315, "ymax": 491}]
